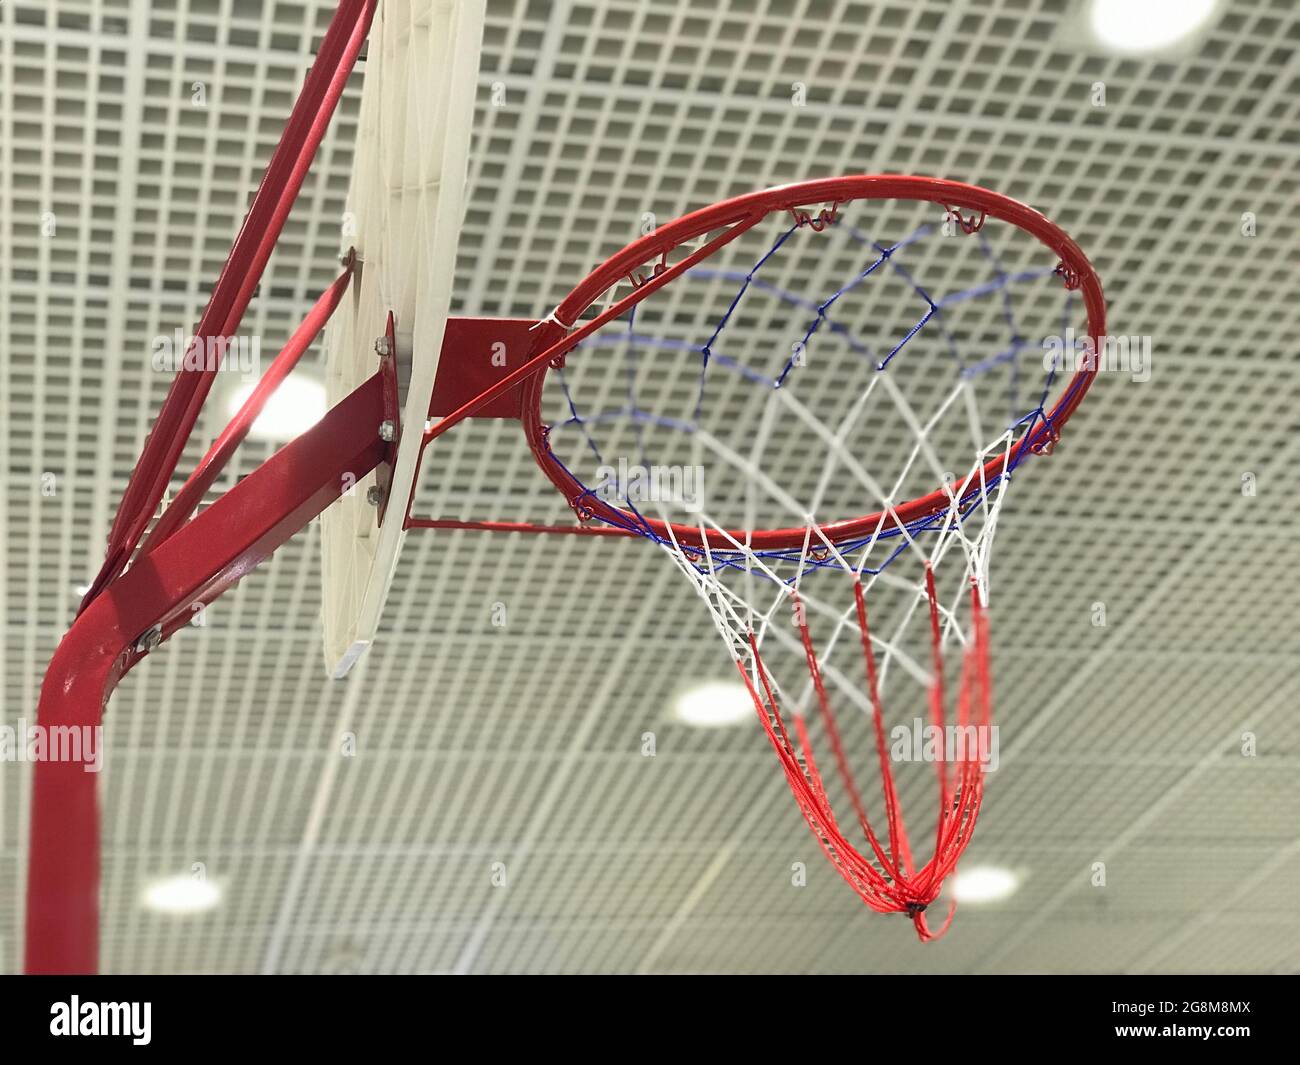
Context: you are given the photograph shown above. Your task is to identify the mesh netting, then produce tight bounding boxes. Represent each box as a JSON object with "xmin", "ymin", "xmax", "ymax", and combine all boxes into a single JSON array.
[{"xmin": 538, "ymin": 195, "xmax": 1087, "ymax": 938}]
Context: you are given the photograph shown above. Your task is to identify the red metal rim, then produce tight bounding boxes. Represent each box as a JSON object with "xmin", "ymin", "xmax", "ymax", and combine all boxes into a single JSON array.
[{"xmin": 520, "ymin": 175, "xmax": 1106, "ymax": 551}]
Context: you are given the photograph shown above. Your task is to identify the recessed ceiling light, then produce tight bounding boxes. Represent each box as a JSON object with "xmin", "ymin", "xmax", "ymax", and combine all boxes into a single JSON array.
[
  {"xmin": 1089, "ymin": 0, "xmax": 1217, "ymax": 55},
  {"xmin": 143, "ymin": 874, "xmax": 220, "ymax": 915},
  {"xmin": 949, "ymin": 865, "xmax": 1019, "ymax": 904},
  {"xmin": 672, "ymin": 679, "xmax": 754, "ymax": 728},
  {"xmin": 228, "ymin": 376, "xmax": 326, "ymax": 441}
]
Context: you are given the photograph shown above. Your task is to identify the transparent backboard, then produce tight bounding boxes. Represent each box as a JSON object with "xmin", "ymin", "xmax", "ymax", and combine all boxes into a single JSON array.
[{"xmin": 320, "ymin": 0, "xmax": 485, "ymax": 677}]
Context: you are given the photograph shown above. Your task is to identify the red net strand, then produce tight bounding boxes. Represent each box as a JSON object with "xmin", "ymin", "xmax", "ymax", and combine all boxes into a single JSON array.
[{"xmin": 738, "ymin": 572, "xmax": 990, "ymax": 942}]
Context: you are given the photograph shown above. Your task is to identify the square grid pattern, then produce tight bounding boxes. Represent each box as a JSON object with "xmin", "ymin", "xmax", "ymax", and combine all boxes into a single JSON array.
[{"xmin": 1, "ymin": 0, "xmax": 1298, "ymax": 973}]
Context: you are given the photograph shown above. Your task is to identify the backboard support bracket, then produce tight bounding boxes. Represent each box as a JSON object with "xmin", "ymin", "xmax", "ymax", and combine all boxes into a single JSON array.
[
  {"xmin": 426, "ymin": 317, "xmax": 538, "ymax": 420},
  {"xmin": 374, "ymin": 309, "xmax": 401, "ymax": 525}
]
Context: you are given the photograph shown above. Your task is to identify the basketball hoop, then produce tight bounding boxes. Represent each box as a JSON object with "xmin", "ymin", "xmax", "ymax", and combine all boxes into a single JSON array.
[{"xmin": 430, "ymin": 176, "xmax": 1106, "ymax": 939}]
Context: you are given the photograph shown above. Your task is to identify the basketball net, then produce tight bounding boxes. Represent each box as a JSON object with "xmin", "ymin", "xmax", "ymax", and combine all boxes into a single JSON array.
[{"xmin": 533, "ymin": 195, "xmax": 1086, "ymax": 940}]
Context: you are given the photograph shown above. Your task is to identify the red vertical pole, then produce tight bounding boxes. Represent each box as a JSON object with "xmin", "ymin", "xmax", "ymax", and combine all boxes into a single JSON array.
[{"xmin": 25, "ymin": 374, "xmax": 388, "ymax": 973}]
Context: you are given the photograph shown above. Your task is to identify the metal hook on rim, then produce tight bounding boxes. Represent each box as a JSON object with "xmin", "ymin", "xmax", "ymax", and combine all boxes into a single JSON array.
[
  {"xmin": 790, "ymin": 202, "xmax": 839, "ymax": 232},
  {"xmin": 943, "ymin": 206, "xmax": 986, "ymax": 234}
]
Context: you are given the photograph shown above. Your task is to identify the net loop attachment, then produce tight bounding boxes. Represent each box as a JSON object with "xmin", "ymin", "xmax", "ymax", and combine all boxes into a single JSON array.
[
  {"xmin": 943, "ymin": 205, "xmax": 987, "ymax": 234},
  {"xmin": 1030, "ymin": 419, "xmax": 1062, "ymax": 455},
  {"xmin": 567, "ymin": 482, "xmax": 597, "ymax": 522},
  {"xmin": 790, "ymin": 202, "xmax": 840, "ymax": 231},
  {"xmin": 1054, "ymin": 260, "xmax": 1083, "ymax": 290},
  {"xmin": 628, "ymin": 250, "xmax": 669, "ymax": 289}
]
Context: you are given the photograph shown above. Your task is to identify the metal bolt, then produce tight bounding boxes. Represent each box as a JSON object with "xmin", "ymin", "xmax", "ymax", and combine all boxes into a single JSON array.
[
  {"xmin": 374, "ymin": 335, "xmax": 392, "ymax": 357},
  {"xmin": 378, "ymin": 420, "xmax": 395, "ymax": 442},
  {"xmin": 135, "ymin": 625, "xmax": 163, "ymax": 653},
  {"xmin": 366, "ymin": 485, "xmax": 385, "ymax": 506}
]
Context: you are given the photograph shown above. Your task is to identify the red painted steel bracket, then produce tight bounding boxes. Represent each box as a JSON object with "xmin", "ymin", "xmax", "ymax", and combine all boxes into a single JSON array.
[{"xmin": 426, "ymin": 316, "xmax": 538, "ymax": 420}]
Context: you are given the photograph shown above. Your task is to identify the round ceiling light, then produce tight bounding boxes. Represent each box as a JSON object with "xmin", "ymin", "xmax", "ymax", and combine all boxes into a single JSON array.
[
  {"xmin": 228, "ymin": 375, "xmax": 327, "ymax": 441},
  {"xmin": 672, "ymin": 679, "xmax": 753, "ymax": 728},
  {"xmin": 1089, "ymin": 0, "xmax": 1217, "ymax": 55},
  {"xmin": 142, "ymin": 874, "xmax": 221, "ymax": 915},
  {"xmin": 949, "ymin": 865, "xmax": 1019, "ymax": 904}
]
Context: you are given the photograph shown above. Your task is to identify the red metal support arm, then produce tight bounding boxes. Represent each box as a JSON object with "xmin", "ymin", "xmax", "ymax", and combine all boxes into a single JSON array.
[
  {"xmin": 82, "ymin": 0, "xmax": 377, "ymax": 611},
  {"xmin": 25, "ymin": 372, "xmax": 388, "ymax": 974}
]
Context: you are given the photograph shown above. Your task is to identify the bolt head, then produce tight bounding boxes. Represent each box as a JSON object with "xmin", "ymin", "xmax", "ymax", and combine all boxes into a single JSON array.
[
  {"xmin": 378, "ymin": 420, "xmax": 395, "ymax": 442},
  {"xmin": 136, "ymin": 625, "xmax": 163, "ymax": 653},
  {"xmin": 374, "ymin": 336, "xmax": 392, "ymax": 357},
  {"xmin": 366, "ymin": 485, "xmax": 385, "ymax": 506}
]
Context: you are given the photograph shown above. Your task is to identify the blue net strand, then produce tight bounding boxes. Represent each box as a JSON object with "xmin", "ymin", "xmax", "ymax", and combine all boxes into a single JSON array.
[{"xmin": 692, "ymin": 223, "xmax": 805, "ymax": 420}]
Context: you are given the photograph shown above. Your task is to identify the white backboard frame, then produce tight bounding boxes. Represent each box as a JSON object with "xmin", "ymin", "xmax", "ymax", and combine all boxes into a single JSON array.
[{"xmin": 320, "ymin": 0, "xmax": 485, "ymax": 677}]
